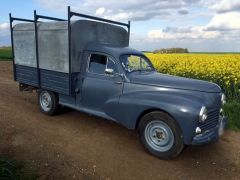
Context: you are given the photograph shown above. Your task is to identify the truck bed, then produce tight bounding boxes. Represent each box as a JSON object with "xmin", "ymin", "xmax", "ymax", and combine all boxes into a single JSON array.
[{"xmin": 15, "ymin": 64, "xmax": 77, "ymax": 95}]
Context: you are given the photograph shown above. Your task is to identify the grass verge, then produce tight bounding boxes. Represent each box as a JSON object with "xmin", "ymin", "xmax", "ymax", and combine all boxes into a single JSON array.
[
  {"xmin": 0, "ymin": 47, "xmax": 12, "ymax": 60},
  {"xmin": 224, "ymin": 101, "xmax": 240, "ymax": 131},
  {"xmin": 0, "ymin": 156, "xmax": 38, "ymax": 180}
]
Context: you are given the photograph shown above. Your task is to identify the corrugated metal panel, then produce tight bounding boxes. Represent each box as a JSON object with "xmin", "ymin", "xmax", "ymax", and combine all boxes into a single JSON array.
[
  {"xmin": 15, "ymin": 66, "xmax": 79, "ymax": 95},
  {"xmin": 15, "ymin": 65, "xmax": 38, "ymax": 86},
  {"xmin": 40, "ymin": 69, "xmax": 69, "ymax": 94}
]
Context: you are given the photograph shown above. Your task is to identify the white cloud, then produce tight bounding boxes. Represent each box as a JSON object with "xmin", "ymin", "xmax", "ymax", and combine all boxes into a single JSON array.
[
  {"xmin": 148, "ymin": 26, "xmax": 220, "ymax": 40},
  {"xmin": 0, "ymin": 23, "xmax": 9, "ymax": 30},
  {"xmin": 34, "ymin": 0, "xmax": 239, "ymax": 22},
  {"xmin": 205, "ymin": 12, "xmax": 240, "ymax": 30},
  {"xmin": 103, "ymin": 11, "xmax": 170, "ymax": 21},
  {"xmin": 4, "ymin": 0, "xmax": 239, "ymax": 51},
  {"xmin": 178, "ymin": 8, "xmax": 189, "ymax": 15},
  {"xmin": 35, "ymin": 0, "xmax": 93, "ymax": 14},
  {"xmin": 35, "ymin": 0, "xmax": 193, "ymax": 21},
  {"xmin": 35, "ymin": 0, "xmax": 70, "ymax": 12},
  {"xmin": 211, "ymin": 0, "xmax": 240, "ymax": 13},
  {"xmin": 199, "ymin": 0, "xmax": 219, "ymax": 7},
  {"xmin": 95, "ymin": 7, "xmax": 105, "ymax": 16},
  {"xmin": 0, "ymin": 23, "xmax": 10, "ymax": 37},
  {"xmin": 147, "ymin": 10, "xmax": 240, "ymax": 41},
  {"xmin": 0, "ymin": 23, "xmax": 10, "ymax": 46}
]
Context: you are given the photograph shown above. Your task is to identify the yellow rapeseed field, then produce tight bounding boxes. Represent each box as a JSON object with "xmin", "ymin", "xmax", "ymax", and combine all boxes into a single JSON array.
[{"xmin": 145, "ymin": 53, "xmax": 240, "ymax": 100}]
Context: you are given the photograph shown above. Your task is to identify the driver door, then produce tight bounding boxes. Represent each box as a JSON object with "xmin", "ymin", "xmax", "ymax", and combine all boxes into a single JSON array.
[{"xmin": 81, "ymin": 53, "xmax": 123, "ymax": 114}]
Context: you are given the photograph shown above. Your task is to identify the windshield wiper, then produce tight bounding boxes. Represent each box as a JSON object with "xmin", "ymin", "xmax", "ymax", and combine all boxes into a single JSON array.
[
  {"xmin": 129, "ymin": 69, "xmax": 142, "ymax": 73},
  {"xmin": 130, "ymin": 68, "xmax": 154, "ymax": 73}
]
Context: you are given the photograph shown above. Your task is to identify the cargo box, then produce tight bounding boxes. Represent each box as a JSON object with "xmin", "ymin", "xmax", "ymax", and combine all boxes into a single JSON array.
[{"xmin": 10, "ymin": 8, "xmax": 130, "ymax": 95}]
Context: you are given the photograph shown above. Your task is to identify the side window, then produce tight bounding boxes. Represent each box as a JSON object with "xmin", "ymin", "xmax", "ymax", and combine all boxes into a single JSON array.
[
  {"xmin": 89, "ymin": 54, "xmax": 107, "ymax": 74},
  {"xmin": 107, "ymin": 58, "xmax": 119, "ymax": 74},
  {"xmin": 89, "ymin": 54, "xmax": 119, "ymax": 75}
]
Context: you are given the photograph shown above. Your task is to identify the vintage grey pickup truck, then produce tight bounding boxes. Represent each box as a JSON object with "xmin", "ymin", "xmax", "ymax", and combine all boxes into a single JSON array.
[{"xmin": 9, "ymin": 7, "xmax": 227, "ymax": 159}]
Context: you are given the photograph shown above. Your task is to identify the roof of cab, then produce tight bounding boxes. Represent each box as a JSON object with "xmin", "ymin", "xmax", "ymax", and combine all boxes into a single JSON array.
[{"xmin": 84, "ymin": 43, "xmax": 144, "ymax": 59}]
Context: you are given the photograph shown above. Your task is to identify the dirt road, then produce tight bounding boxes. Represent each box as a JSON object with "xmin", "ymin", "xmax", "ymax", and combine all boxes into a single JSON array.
[{"xmin": 0, "ymin": 61, "xmax": 240, "ymax": 180}]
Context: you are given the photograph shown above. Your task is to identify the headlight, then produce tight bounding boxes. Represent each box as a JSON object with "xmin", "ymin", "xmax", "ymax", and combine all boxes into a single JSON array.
[
  {"xmin": 199, "ymin": 106, "xmax": 208, "ymax": 122},
  {"xmin": 221, "ymin": 93, "xmax": 226, "ymax": 105}
]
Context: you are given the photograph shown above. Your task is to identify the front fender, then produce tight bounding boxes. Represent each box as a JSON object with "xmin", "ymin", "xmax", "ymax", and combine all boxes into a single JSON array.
[{"xmin": 114, "ymin": 83, "xmax": 214, "ymax": 144}]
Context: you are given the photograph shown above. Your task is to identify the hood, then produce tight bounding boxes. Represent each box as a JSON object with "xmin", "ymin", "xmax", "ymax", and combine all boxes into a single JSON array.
[{"xmin": 128, "ymin": 71, "xmax": 221, "ymax": 93}]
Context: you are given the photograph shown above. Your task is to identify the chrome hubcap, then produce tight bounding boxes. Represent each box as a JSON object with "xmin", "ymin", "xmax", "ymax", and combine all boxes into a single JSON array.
[
  {"xmin": 145, "ymin": 121, "xmax": 174, "ymax": 152},
  {"xmin": 40, "ymin": 91, "xmax": 52, "ymax": 112}
]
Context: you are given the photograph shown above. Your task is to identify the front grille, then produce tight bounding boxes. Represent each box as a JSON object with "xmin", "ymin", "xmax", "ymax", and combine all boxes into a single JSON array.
[{"xmin": 198, "ymin": 109, "xmax": 219, "ymax": 131}]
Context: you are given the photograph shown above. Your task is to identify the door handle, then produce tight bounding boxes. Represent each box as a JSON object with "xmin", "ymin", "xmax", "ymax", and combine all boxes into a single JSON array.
[{"xmin": 114, "ymin": 81, "xmax": 122, "ymax": 85}]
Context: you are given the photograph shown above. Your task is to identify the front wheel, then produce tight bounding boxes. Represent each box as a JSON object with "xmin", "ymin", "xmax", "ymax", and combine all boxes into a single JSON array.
[
  {"xmin": 138, "ymin": 111, "xmax": 184, "ymax": 159},
  {"xmin": 38, "ymin": 90, "xmax": 59, "ymax": 116}
]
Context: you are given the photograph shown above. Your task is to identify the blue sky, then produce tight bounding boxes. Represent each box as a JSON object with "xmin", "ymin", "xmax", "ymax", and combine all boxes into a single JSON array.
[{"xmin": 0, "ymin": 0, "xmax": 240, "ymax": 52}]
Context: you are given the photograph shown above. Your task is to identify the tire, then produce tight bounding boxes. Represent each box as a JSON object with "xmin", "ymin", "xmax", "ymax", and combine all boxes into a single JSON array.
[
  {"xmin": 38, "ymin": 90, "xmax": 59, "ymax": 116},
  {"xmin": 138, "ymin": 111, "xmax": 184, "ymax": 159}
]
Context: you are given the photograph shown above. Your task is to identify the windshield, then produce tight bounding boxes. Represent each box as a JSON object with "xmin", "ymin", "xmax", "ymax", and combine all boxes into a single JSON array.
[{"xmin": 121, "ymin": 55, "xmax": 155, "ymax": 73}]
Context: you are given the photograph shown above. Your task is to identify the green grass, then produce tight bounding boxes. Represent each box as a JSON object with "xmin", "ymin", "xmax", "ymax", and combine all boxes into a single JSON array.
[
  {"xmin": 0, "ymin": 156, "xmax": 38, "ymax": 180},
  {"xmin": 0, "ymin": 47, "xmax": 12, "ymax": 60},
  {"xmin": 224, "ymin": 101, "xmax": 240, "ymax": 131}
]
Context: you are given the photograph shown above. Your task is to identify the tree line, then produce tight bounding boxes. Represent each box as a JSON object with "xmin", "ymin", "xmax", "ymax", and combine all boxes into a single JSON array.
[{"xmin": 153, "ymin": 48, "xmax": 189, "ymax": 54}]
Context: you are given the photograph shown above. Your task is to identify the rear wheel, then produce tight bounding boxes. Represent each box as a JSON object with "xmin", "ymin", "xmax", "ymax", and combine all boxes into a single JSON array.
[
  {"xmin": 38, "ymin": 90, "xmax": 59, "ymax": 115},
  {"xmin": 138, "ymin": 111, "xmax": 184, "ymax": 159}
]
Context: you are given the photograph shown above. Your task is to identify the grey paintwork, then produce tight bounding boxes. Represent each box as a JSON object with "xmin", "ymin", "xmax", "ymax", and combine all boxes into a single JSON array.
[
  {"xmin": 13, "ymin": 20, "xmax": 224, "ymax": 145},
  {"xmin": 128, "ymin": 72, "xmax": 221, "ymax": 93},
  {"xmin": 57, "ymin": 44, "xmax": 223, "ymax": 145},
  {"xmin": 15, "ymin": 65, "xmax": 38, "ymax": 86},
  {"xmin": 15, "ymin": 64, "xmax": 79, "ymax": 95},
  {"xmin": 15, "ymin": 43, "xmax": 223, "ymax": 145}
]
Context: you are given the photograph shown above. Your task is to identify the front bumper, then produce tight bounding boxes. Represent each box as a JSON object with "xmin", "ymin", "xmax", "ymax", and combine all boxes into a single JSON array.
[{"xmin": 192, "ymin": 116, "xmax": 227, "ymax": 145}]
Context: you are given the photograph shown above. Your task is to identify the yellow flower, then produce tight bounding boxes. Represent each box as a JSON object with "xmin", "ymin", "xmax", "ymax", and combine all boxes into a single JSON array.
[{"xmin": 145, "ymin": 53, "xmax": 240, "ymax": 100}]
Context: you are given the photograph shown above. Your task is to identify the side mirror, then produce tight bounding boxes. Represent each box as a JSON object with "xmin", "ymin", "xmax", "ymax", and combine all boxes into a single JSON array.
[{"xmin": 105, "ymin": 68, "xmax": 114, "ymax": 75}]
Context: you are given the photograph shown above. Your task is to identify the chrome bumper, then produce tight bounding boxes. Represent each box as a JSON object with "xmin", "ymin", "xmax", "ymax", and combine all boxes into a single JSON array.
[{"xmin": 192, "ymin": 116, "xmax": 227, "ymax": 145}]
